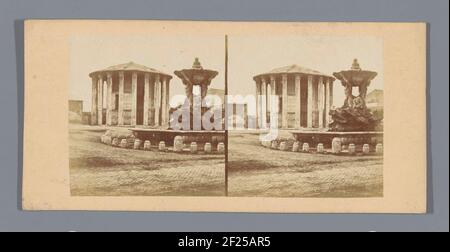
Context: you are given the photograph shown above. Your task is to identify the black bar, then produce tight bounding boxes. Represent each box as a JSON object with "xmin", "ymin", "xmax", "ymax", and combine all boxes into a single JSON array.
[{"xmin": 224, "ymin": 34, "xmax": 229, "ymax": 197}]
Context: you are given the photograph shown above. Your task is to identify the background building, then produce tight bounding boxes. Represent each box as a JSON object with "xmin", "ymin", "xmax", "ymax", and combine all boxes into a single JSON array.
[
  {"xmin": 207, "ymin": 88, "xmax": 225, "ymax": 109},
  {"xmin": 69, "ymin": 100, "xmax": 83, "ymax": 124},
  {"xmin": 366, "ymin": 89, "xmax": 384, "ymax": 118}
]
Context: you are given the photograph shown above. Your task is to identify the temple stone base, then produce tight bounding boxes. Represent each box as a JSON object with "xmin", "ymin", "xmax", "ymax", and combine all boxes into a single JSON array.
[
  {"xmin": 100, "ymin": 128, "xmax": 225, "ymax": 155},
  {"xmin": 260, "ymin": 131, "xmax": 383, "ymax": 155}
]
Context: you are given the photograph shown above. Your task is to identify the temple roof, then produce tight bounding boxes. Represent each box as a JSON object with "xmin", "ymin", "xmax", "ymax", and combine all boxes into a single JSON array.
[
  {"xmin": 89, "ymin": 62, "xmax": 172, "ymax": 79},
  {"xmin": 254, "ymin": 64, "xmax": 334, "ymax": 80}
]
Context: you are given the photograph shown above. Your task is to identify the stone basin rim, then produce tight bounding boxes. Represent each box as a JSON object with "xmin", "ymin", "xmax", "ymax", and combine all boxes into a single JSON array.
[
  {"xmin": 129, "ymin": 129, "xmax": 226, "ymax": 134},
  {"xmin": 291, "ymin": 131, "xmax": 383, "ymax": 135}
]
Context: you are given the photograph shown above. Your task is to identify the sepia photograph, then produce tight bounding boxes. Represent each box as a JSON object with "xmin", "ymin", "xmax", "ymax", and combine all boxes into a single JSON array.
[
  {"xmin": 227, "ymin": 36, "xmax": 384, "ymax": 197},
  {"xmin": 23, "ymin": 20, "xmax": 427, "ymax": 213},
  {"xmin": 0, "ymin": 0, "xmax": 445, "ymax": 233},
  {"xmin": 68, "ymin": 35, "xmax": 226, "ymax": 196}
]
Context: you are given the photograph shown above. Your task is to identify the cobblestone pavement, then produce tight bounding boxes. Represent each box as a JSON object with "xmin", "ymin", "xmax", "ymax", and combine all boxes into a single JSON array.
[
  {"xmin": 228, "ymin": 132, "xmax": 383, "ymax": 198},
  {"xmin": 69, "ymin": 126, "xmax": 225, "ymax": 196}
]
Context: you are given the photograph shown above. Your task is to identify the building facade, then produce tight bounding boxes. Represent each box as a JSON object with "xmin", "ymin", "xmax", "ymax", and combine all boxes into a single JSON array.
[
  {"xmin": 254, "ymin": 65, "xmax": 335, "ymax": 129},
  {"xmin": 366, "ymin": 89, "xmax": 384, "ymax": 119},
  {"xmin": 69, "ymin": 100, "xmax": 83, "ymax": 124},
  {"xmin": 89, "ymin": 62, "xmax": 172, "ymax": 127},
  {"xmin": 69, "ymin": 100, "xmax": 83, "ymax": 116}
]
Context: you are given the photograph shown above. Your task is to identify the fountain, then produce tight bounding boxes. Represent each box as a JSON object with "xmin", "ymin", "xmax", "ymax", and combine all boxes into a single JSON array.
[
  {"xmin": 290, "ymin": 59, "xmax": 383, "ymax": 154},
  {"xmin": 173, "ymin": 57, "xmax": 221, "ymax": 130},
  {"xmin": 103, "ymin": 58, "xmax": 225, "ymax": 154},
  {"xmin": 329, "ymin": 59, "xmax": 382, "ymax": 132},
  {"xmin": 174, "ymin": 57, "xmax": 219, "ymax": 113}
]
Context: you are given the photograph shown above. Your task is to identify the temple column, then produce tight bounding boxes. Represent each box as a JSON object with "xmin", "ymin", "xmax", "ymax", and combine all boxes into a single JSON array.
[
  {"xmin": 282, "ymin": 74, "xmax": 288, "ymax": 128},
  {"xmin": 131, "ymin": 72, "xmax": 138, "ymax": 126},
  {"xmin": 307, "ymin": 75, "xmax": 313, "ymax": 128},
  {"xmin": 260, "ymin": 77, "xmax": 267, "ymax": 129},
  {"xmin": 330, "ymin": 80, "xmax": 334, "ymax": 107},
  {"xmin": 318, "ymin": 76, "xmax": 324, "ymax": 128},
  {"xmin": 154, "ymin": 74, "xmax": 161, "ymax": 126},
  {"xmin": 270, "ymin": 75, "xmax": 276, "ymax": 97},
  {"xmin": 91, "ymin": 76, "xmax": 97, "ymax": 125},
  {"xmin": 325, "ymin": 78, "xmax": 332, "ymax": 126},
  {"xmin": 295, "ymin": 74, "xmax": 301, "ymax": 128},
  {"xmin": 97, "ymin": 74, "xmax": 103, "ymax": 125},
  {"xmin": 106, "ymin": 73, "xmax": 113, "ymax": 126},
  {"xmin": 255, "ymin": 80, "xmax": 261, "ymax": 129},
  {"xmin": 313, "ymin": 77, "xmax": 319, "ymax": 128},
  {"xmin": 269, "ymin": 75, "xmax": 276, "ymax": 127},
  {"xmin": 165, "ymin": 80, "xmax": 170, "ymax": 128},
  {"xmin": 143, "ymin": 73, "xmax": 150, "ymax": 126},
  {"xmin": 161, "ymin": 77, "xmax": 168, "ymax": 127},
  {"xmin": 118, "ymin": 72, "xmax": 124, "ymax": 126}
]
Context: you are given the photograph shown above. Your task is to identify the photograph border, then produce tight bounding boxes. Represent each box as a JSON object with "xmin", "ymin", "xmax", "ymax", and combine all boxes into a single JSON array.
[
  {"xmin": 23, "ymin": 20, "xmax": 425, "ymax": 213},
  {"xmin": 0, "ymin": 0, "xmax": 447, "ymax": 232}
]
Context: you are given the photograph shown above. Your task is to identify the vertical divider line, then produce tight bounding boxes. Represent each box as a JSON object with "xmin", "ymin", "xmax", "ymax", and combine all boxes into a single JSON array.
[{"xmin": 224, "ymin": 35, "xmax": 229, "ymax": 197}]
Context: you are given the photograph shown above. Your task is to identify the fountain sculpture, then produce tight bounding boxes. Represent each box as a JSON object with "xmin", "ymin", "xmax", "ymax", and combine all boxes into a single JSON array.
[
  {"xmin": 102, "ymin": 58, "xmax": 225, "ymax": 154},
  {"xmin": 173, "ymin": 57, "xmax": 221, "ymax": 130},
  {"xmin": 288, "ymin": 59, "xmax": 384, "ymax": 154},
  {"xmin": 329, "ymin": 59, "xmax": 382, "ymax": 132}
]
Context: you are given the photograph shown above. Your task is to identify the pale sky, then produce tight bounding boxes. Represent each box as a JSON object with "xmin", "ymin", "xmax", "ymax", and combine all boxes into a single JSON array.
[
  {"xmin": 70, "ymin": 35, "xmax": 225, "ymax": 111},
  {"xmin": 228, "ymin": 35, "xmax": 383, "ymax": 106},
  {"xmin": 70, "ymin": 35, "xmax": 383, "ymax": 111}
]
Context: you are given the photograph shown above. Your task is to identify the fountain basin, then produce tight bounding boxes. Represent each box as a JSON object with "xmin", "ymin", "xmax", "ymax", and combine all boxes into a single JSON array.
[
  {"xmin": 290, "ymin": 130, "xmax": 383, "ymax": 149},
  {"xmin": 129, "ymin": 128, "xmax": 225, "ymax": 148}
]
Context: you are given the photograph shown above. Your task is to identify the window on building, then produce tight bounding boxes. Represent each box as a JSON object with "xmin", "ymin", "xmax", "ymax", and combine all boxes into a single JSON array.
[
  {"xmin": 288, "ymin": 82, "xmax": 296, "ymax": 96},
  {"xmin": 112, "ymin": 81, "xmax": 119, "ymax": 93},
  {"xmin": 279, "ymin": 96, "xmax": 283, "ymax": 113},
  {"xmin": 276, "ymin": 82, "xmax": 283, "ymax": 96},
  {"xmin": 124, "ymin": 75, "xmax": 132, "ymax": 93}
]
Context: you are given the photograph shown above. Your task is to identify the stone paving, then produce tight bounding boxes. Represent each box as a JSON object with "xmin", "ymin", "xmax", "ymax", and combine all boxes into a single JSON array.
[
  {"xmin": 69, "ymin": 125, "xmax": 225, "ymax": 196},
  {"xmin": 228, "ymin": 131, "xmax": 383, "ymax": 198}
]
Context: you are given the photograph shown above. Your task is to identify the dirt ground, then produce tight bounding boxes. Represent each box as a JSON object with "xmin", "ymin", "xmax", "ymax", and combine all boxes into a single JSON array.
[
  {"xmin": 69, "ymin": 125, "xmax": 382, "ymax": 198},
  {"xmin": 228, "ymin": 132, "xmax": 383, "ymax": 198},
  {"xmin": 69, "ymin": 125, "xmax": 225, "ymax": 196}
]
